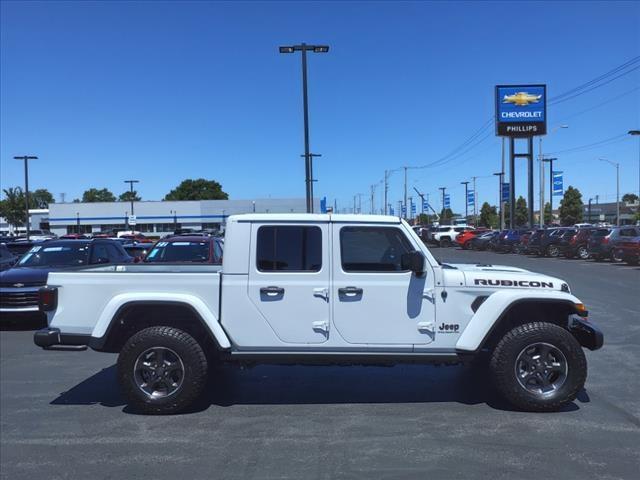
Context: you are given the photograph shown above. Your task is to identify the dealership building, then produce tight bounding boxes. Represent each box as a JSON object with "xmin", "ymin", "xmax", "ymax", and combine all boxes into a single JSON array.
[{"xmin": 16, "ymin": 198, "xmax": 316, "ymax": 236}]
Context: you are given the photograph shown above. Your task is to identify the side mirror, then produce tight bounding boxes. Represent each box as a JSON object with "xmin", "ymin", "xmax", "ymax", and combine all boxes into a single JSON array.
[{"xmin": 401, "ymin": 250, "xmax": 425, "ymax": 277}]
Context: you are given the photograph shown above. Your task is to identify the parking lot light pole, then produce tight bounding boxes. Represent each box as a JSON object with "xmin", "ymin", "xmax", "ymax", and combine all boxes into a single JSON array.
[
  {"xmin": 279, "ymin": 43, "xmax": 329, "ymax": 213},
  {"xmin": 629, "ymin": 130, "xmax": 640, "ymax": 199},
  {"xmin": 542, "ymin": 157, "xmax": 558, "ymax": 219},
  {"xmin": 76, "ymin": 212, "xmax": 80, "ymax": 232},
  {"xmin": 493, "ymin": 172, "xmax": 503, "ymax": 229},
  {"xmin": 539, "ymin": 125, "xmax": 568, "ymax": 228},
  {"xmin": 460, "ymin": 181, "xmax": 469, "ymax": 221},
  {"xmin": 599, "ymin": 158, "xmax": 620, "ymax": 226},
  {"xmin": 13, "ymin": 155, "xmax": 38, "ymax": 240},
  {"xmin": 124, "ymin": 180, "xmax": 139, "ymax": 222}
]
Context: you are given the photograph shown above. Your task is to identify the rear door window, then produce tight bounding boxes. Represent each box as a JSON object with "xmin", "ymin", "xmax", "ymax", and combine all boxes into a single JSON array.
[{"xmin": 256, "ymin": 226, "xmax": 322, "ymax": 272}]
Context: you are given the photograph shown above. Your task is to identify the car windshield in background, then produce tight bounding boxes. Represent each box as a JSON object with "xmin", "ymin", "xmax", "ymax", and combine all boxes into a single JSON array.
[
  {"xmin": 18, "ymin": 244, "xmax": 89, "ymax": 267},
  {"xmin": 145, "ymin": 241, "xmax": 211, "ymax": 263}
]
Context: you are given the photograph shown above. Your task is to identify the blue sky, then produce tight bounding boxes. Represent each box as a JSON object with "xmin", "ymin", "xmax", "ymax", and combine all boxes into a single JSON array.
[{"xmin": 1, "ymin": 0, "xmax": 639, "ymax": 214}]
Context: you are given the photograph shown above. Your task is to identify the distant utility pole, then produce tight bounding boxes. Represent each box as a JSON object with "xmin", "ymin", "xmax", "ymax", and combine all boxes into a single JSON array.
[
  {"xmin": 13, "ymin": 155, "xmax": 38, "ymax": 240},
  {"xmin": 493, "ymin": 172, "xmax": 504, "ymax": 229},
  {"xmin": 279, "ymin": 43, "xmax": 330, "ymax": 213},
  {"xmin": 460, "ymin": 181, "xmax": 469, "ymax": 220},
  {"xmin": 60, "ymin": 192, "xmax": 66, "ymax": 203},
  {"xmin": 403, "ymin": 166, "xmax": 408, "ymax": 219},
  {"xmin": 413, "ymin": 187, "xmax": 425, "ymax": 217}
]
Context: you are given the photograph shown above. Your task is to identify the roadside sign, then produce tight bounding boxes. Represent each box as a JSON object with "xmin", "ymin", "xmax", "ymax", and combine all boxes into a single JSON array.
[
  {"xmin": 467, "ymin": 190, "xmax": 475, "ymax": 207},
  {"xmin": 128, "ymin": 215, "xmax": 137, "ymax": 226},
  {"xmin": 411, "ymin": 202, "xmax": 416, "ymax": 215},
  {"xmin": 444, "ymin": 194, "xmax": 451, "ymax": 209},
  {"xmin": 495, "ymin": 84, "xmax": 547, "ymax": 137}
]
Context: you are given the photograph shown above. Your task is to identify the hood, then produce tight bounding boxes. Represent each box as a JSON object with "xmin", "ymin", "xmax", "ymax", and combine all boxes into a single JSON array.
[
  {"xmin": 442, "ymin": 263, "xmax": 566, "ymax": 292},
  {"xmin": 0, "ymin": 267, "xmax": 51, "ymax": 287}
]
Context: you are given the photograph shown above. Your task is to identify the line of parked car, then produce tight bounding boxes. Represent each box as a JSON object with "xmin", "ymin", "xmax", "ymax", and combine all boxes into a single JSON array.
[
  {"xmin": 416, "ymin": 224, "xmax": 640, "ymax": 266},
  {"xmin": 0, "ymin": 231, "xmax": 223, "ymax": 318}
]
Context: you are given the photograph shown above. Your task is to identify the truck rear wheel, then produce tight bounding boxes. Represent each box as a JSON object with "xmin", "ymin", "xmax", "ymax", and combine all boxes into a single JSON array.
[
  {"xmin": 489, "ymin": 322, "xmax": 586, "ymax": 412},
  {"xmin": 117, "ymin": 326, "xmax": 208, "ymax": 414}
]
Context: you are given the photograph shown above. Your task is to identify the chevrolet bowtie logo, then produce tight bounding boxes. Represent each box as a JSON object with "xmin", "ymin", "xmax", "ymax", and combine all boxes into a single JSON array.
[
  {"xmin": 13, "ymin": 283, "xmax": 25, "ymax": 288},
  {"xmin": 502, "ymin": 92, "xmax": 542, "ymax": 106}
]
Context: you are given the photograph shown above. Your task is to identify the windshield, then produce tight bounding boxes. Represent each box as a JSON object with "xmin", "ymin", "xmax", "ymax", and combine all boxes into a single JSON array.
[
  {"xmin": 145, "ymin": 241, "xmax": 212, "ymax": 263},
  {"xmin": 18, "ymin": 244, "xmax": 89, "ymax": 267}
]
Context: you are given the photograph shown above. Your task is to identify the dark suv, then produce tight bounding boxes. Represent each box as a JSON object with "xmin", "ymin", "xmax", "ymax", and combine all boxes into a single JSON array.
[
  {"xmin": 536, "ymin": 227, "xmax": 574, "ymax": 257},
  {"xmin": 588, "ymin": 226, "xmax": 640, "ymax": 261}
]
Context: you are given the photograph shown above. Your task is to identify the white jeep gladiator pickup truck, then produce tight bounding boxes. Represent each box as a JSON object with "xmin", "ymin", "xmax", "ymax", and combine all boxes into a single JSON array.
[{"xmin": 34, "ymin": 214, "xmax": 603, "ymax": 414}]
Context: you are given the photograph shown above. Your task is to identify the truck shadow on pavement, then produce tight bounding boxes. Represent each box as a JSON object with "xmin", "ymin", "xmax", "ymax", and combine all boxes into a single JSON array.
[{"xmin": 51, "ymin": 363, "xmax": 588, "ymax": 414}]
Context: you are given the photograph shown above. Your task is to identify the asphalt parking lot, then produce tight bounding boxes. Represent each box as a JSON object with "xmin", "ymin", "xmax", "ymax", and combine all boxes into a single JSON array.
[{"xmin": 1, "ymin": 249, "xmax": 639, "ymax": 480}]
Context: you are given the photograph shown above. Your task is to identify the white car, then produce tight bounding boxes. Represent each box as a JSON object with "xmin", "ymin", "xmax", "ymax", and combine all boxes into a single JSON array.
[
  {"xmin": 34, "ymin": 214, "xmax": 602, "ymax": 414},
  {"xmin": 431, "ymin": 225, "xmax": 474, "ymax": 247}
]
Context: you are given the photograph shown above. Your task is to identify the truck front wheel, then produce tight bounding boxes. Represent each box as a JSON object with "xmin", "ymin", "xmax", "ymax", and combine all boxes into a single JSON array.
[
  {"xmin": 489, "ymin": 322, "xmax": 586, "ymax": 412},
  {"xmin": 117, "ymin": 326, "xmax": 208, "ymax": 414}
]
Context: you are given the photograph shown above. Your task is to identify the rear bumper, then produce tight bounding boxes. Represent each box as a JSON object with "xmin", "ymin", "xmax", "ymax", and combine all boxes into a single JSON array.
[
  {"xmin": 569, "ymin": 317, "xmax": 604, "ymax": 351},
  {"xmin": 33, "ymin": 327, "xmax": 91, "ymax": 349}
]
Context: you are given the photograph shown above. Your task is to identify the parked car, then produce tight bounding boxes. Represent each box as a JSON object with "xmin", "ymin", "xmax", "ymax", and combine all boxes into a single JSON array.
[
  {"xmin": 431, "ymin": 225, "xmax": 474, "ymax": 247},
  {"xmin": 469, "ymin": 231, "xmax": 500, "ymax": 250},
  {"xmin": 588, "ymin": 226, "xmax": 640, "ymax": 261},
  {"xmin": 27, "ymin": 229, "xmax": 57, "ymax": 241},
  {"xmin": 563, "ymin": 228, "xmax": 606, "ymax": 260},
  {"xmin": 144, "ymin": 236, "xmax": 223, "ymax": 264},
  {"xmin": 544, "ymin": 228, "xmax": 578, "ymax": 258},
  {"xmin": 4, "ymin": 240, "xmax": 43, "ymax": 258},
  {"xmin": 614, "ymin": 236, "xmax": 640, "ymax": 265},
  {"xmin": 495, "ymin": 229, "xmax": 528, "ymax": 253},
  {"xmin": 0, "ymin": 239, "xmax": 132, "ymax": 315},
  {"xmin": 60, "ymin": 233, "xmax": 91, "ymax": 239},
  {"xmin": 455, "ymin": 228, "xmax": 489, "ymax": 249},
  {"xmin": 35, "ymin": 213, "xmax": 602, "ymax": 414},
  {"xmin": 0, "ymin": 244, "xmax": 17, "ymax": 271}
]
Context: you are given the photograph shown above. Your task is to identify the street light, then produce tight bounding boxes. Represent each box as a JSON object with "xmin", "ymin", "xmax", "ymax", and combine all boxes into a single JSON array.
[
  {"xmin": 629, "ymin": 130, "xmax": 640, "ymax": 201},
  {"xmin": 13, "ymin": 155, "xmax": 38, "ymax": 240},
  {"xmin": 539, "ymin": 125, "xmax": 568, "ymax": 227},
  {"xmin": 460, "ymin": 181, "xmax": 470, "ymax": 221},
  {"xmin": 599, "ymin": 158, "xmax": 620, "ymax": 226},
  {"xmin": 279, "ymin": 43, "xmax": 329, "ymax": 213}
]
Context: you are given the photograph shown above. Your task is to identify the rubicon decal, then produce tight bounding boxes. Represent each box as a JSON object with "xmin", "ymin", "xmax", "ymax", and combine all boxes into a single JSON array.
[{"xmin": 474, "ymin": 279, "xmax": 554, "ymax": 288}]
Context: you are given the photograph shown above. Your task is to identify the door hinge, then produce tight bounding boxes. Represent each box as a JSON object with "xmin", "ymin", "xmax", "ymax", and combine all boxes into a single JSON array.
[
  {"xmin": 312, "ymin": 320, "xmax": 329, "ymax": 333},
  {"xmin": 417, "ymin": 321, "xmax": 435, "ymax": 333},
  {"xmin": 313, "ymin": 288, "xmax": 329, "ymax": 301}
]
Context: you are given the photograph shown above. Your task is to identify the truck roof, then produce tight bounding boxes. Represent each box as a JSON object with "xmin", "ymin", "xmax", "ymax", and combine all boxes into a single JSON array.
[{"xmin": 230, "ymin": 213, "xmax": 403, "ymax": 224}]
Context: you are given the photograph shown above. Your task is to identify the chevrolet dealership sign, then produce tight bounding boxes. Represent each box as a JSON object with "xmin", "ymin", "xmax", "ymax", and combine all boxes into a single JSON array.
[{"xmin": 495, "ymin": 84, "xmax": 547, "ymax": 137}]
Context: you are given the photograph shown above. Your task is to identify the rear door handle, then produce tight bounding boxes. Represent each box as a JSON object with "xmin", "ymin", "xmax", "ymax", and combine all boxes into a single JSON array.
[
  {"xmin": 260, "ymin": 286, "xmax": 285, "ymax": 296},
  {"xmin": 338, "ymin": 286, "xmax": 363, "ymax": 296}
]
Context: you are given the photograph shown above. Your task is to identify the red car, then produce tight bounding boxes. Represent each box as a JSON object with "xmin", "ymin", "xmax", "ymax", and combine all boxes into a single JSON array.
[
  {"xmin": 614, "ymin": 236, "xmax": 640, "ymax": 265},
  {"xmin": 455, "ymin": 228, "xmax": 490, "ymax": 249}
]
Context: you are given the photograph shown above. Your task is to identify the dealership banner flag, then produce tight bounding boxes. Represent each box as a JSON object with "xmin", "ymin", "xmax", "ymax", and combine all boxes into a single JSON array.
[
  {"xmin": 467, "ymin": 190, "xmax": 475, "ymax": 207},
  {"xmin": 552, "ymin": 171, "xmax": 563, "ymax": 196},
  {"xmin": 444, "ymin": 194, "xmax": 451, "ymax": 209},
  {"xmin": 501, "ymin": 182, "xmax": 510, "ymax": 202}
]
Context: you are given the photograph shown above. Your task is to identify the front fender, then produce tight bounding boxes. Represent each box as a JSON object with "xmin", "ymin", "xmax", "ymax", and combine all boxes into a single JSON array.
[
  {"xmin": 91, "ymin": 292, "xmax": 231, "ymax": 349},
  {"xmin": 456, "ymin": 289, "xmax": 583, "ymax": 352}
]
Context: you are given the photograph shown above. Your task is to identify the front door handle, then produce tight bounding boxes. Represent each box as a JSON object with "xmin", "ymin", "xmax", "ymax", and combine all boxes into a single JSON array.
[
  {"xmin": 338, "ymin": 286, "xmax": 363, "ymax": 296},
  {"xmin": 260, "ymin": 286, "xmax": 285, "ymax": 296}
]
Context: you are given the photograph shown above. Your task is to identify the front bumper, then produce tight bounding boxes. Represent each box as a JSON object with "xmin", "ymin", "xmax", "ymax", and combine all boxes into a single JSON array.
[
  {"xmin": 34, "ymin": 327, "xmax": 90, "ymax": 349},
  {"xmin": 569, "ymin": 317, "xmax": 604, "ymax": 351}
]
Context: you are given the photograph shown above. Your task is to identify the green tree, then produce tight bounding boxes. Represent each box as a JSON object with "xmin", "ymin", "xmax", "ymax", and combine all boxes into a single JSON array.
[
  {"xmin": 118, "ymin": 190, "xmax": 141, "ymax": 202},
  {"xmin": 0, "ymin": 187, "xmax": 27, "ymax": 228},
  {"xmin": 622, "ymin": 193, "xmax": 638, "ymax": 203},
  {"xmin": 439, "ymin": 208, "xmax": 454, "ymax": 222},
  {"xmin": 478, "ymin": 202, "xmax": 498, "ymax": 228},
  {"xmin": 164, "ymin": 178, "xmax": 228, "ymax": 201},
  {"xmin": 514, "ymin": 196, "xmax": 528, "ymax": 226},
  {"xmin": 31, "ymin": 188, "xmax": 55, "ymax": 208},
  {"xmin": 559, "ymin": 186, "xmax": 584, "ymax": 226},
  {"xmin": 82, "ymin": 188, "xmax": 116, "ymax": 203},
  {"xmin": 544, "ymin": 202, "xmax": 553, "ymax": 225}
]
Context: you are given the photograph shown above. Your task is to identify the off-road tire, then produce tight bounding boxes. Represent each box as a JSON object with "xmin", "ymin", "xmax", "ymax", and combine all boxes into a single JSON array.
[
  {"xmin": 489, "ymin": 322, "xmax": 586, "ymax": 412},
  {"xmin": 117, "ymin": 326, "xmax": 208, "ymax": 415}
]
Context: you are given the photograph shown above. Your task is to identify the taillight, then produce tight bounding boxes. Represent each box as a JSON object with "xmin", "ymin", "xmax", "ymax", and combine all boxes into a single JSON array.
[
  {"xmin": 570, "ymin": 236, "xmax": 577, "ymax": 245},
  {"xmin": 38, "ymin": 287, "xmax": 58, "ymax": 312},
  {"xmin": 603, "ymin": 237, "xmax": 609, "ymax": 244}
]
